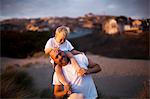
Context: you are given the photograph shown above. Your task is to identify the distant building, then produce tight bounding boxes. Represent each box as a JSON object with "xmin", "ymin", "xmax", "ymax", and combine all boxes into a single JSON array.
[
  {"xmin": 83, "ymin": 20, "xmax": 94, "ymax": 28},
  {"xmin": 132, "ymin": 20, "xmax": 142, "ymax": 27},
  {"xmin": 26, "ymin": 24, "xmax": 39, "ymax": 31},
  {"xmin": 124, "ymin": 20, "xmax": 143, "ymax": 34},
  {"xmin": 102, "ymin": 18, "xmax": 119, "ymax": 35}
]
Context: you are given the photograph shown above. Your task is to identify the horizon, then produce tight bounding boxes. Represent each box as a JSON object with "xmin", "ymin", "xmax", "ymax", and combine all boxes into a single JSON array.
[
  {"xmin": 1, "ymin": 0, "xmax": 149, "ymax": 20},
  {"xmin": 0, "ymin": 14, "xmax": 147, "ymax": 21},
  {"xmin": 0, "ymin": 14, "xmax": 141, "ymax": 21}
]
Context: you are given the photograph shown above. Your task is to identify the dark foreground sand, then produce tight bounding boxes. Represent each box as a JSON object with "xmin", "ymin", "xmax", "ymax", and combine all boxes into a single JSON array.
[{"xmin": 1, "ymin": 53, "xmax": 149, "ymax": 98}]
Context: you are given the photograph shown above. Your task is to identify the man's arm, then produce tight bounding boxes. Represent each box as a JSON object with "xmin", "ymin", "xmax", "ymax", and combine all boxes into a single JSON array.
[
  {"xmin": 55, "ymin": 65, "xmax": 70, "ymax": 85},
  {"xmin": 86, "ymin": 58, "xmax": 101, "ymax": 75},
  {"xmin": 54, "ymin": 85, "xmax": 67, "ymax": 98}
]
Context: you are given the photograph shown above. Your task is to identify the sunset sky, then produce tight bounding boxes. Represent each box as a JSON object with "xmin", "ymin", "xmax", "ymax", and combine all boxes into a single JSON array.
[{"xmin": 1, "ymin": 0, "xmax": 149, "ymax": 20}]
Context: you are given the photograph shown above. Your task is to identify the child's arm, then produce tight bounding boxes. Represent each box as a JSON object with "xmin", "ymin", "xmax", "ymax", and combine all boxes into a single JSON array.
[
  {"xmin": 71, "ymin": 49, "xmax": 83, "ymax": 55},
  {"xmin": 44, "ymin": 48, "xmax": 52, "ymax": 55},
  {"xmin": 55, "ymin": 65, "xmax": 70, "ymax": 86}
]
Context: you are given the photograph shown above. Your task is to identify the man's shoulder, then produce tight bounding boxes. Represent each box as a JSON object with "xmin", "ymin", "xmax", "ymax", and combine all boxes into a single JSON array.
[{"xmin": 62, "ymin": 63, "xmax": 72, "ymax": 70}]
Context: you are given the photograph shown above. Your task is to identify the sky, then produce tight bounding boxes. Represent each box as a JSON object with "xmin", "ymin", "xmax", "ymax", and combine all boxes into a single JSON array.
[{"xmin": 0, "ymin": 0, "xmax": 149, "ymax": 20}]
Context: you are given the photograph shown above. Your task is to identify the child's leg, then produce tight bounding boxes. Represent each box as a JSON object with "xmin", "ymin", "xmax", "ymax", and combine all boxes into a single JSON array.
[
  {"xmin": 65, "ymin": 52, "xmax": 81, "ymax": 71},
  {"xmin": 71, "ymin": 49, "xmax": 83, "ymax": 55},
  {"xmin": 65, "ymin": 51, "xmax": 87, "ymax": 76}
]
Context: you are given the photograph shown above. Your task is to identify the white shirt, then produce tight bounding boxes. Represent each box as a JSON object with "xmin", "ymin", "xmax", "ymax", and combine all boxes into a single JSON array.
[
  {"xmin": 53, "ymin": 53, "xmax": 98, "ymax": 99},
  {"xmin": 45, "ymin": 37, "xmax": 74, "ymax": 65},
  {"xmin": 45, "ymin": 37, "xmax": 74, "ymax": 52}
]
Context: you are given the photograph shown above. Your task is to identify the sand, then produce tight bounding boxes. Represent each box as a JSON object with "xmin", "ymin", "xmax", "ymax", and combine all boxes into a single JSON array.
[{"xmin": 0, "ymin": 53, "xmax": 149, "ymax": 98}]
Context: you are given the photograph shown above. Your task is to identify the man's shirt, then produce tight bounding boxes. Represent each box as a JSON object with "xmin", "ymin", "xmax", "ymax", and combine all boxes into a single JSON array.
[{"xmin": 53, "ymin": 53, "xmax": 98, "ymax": 99}]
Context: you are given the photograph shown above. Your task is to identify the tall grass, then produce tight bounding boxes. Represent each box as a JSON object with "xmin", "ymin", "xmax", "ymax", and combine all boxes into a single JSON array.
[
  {"xmin": 137, "ymin": 80, "xmax": 149, "ymax": 98},
  {"xmin": 0, "ymin": 65, "xmax": 36, "ymax": 98}
]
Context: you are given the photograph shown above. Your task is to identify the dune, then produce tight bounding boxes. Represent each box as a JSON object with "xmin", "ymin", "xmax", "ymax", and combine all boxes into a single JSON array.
[{"xmin": 0, "ymin": 53, "xmax": 149, "ymax": 98}]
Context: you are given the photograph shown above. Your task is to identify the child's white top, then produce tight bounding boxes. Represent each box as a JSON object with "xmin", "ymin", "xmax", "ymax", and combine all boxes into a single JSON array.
[
  {"xmin": 45, "ymin": 37, "xmax": 74, "ymax": 51},
  {"xmin": 45, "ymin": 37, "xmax": 74, "ymax": 65}
]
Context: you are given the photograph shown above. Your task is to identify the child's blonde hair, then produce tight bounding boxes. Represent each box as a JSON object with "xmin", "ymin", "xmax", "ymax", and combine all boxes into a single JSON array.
[{"xmin": 55, "ymin": 26, "xmax": 70, "ymax": 37}]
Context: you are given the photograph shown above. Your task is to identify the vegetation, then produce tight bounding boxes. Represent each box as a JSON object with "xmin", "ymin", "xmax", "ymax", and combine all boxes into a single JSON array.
[
  {"xmin": 40, "ymin": 88, "xmax": 54, "ymax": 98},
  {"xmin": 1, "ymin": 30, "xmax": 54, "ymax": 58},
  {"xmin": 70, "ymin": 31, "xmax": 149, "ymax": 59},
  {"xmin": 1, "ymin": 27, "xmax": 149, "ymax": 59},
  {"xmin": 0, "ymin": 65, "xmax": 37, "ymax": 98},
  {"xmin": 137, "ymin": 80, "xmax": 149, "ymax": 98}
]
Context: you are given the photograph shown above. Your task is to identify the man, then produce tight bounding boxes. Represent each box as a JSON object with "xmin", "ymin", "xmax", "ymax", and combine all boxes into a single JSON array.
[{"xmin": 50, "ymin": 49, "xmax": 101, "ymax": 99}]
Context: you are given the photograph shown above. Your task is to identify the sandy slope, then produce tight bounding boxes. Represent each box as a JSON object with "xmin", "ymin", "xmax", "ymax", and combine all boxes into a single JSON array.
[
  {"xmin": 0, "ymin": 53, "xmax": 149, "ymax": 97},
  {"xmin": 87, "ymin": 53, "xmax": 149, "ymax": 76}
]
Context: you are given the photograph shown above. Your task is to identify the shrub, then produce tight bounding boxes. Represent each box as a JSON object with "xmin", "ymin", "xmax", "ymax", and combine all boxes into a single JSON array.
[{"xmin": 0, "ymin": 66, "xmax": 36, "ymax": 98}]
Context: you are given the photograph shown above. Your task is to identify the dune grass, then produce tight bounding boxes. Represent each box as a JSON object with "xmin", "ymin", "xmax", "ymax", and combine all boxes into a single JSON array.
[{"xmin": 0, "ymin": 65, "xmax": 37, "ymax": 98}]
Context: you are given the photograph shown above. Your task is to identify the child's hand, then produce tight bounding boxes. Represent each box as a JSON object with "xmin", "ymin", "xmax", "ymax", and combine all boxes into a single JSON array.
[
  {"xmin": 77, "ymin": 68, "xmax": 87, "ymax": 77},
  {"xmin": 53, "ymin": 47, "xmax": 59, "ymax": 53},
  {"xmin": 49, "ymin": 47, "xmax": 59, "ymax": 56}
]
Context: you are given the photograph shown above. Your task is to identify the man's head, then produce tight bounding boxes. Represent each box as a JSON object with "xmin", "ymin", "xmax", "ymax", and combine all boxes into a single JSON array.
[
  {"xmin": 55, "ymin": 26, "xmax": 70, "ymax": 45},
  {"xmin": 49, "ymin": 48, "xmax": 69, "ymax": 66}
]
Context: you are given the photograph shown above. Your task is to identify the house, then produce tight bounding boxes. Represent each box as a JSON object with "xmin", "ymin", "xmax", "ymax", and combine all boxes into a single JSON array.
[{"xmin": 102, "ymin": 18, "xmax": 119, "ymax": 34}]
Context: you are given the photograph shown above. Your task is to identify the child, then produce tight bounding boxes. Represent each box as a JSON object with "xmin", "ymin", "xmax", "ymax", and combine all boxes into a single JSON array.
[{"xmin": 44, "ymin": 26, "xmax": 86, "ymax": 92}]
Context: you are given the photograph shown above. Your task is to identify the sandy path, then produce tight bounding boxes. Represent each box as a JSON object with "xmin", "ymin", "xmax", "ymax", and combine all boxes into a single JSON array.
[
  {"xmin": 0, "ymin": 56, "xmax": 50, "ymax": 68},
  {"xmin": 1, "ymin": 54, "xmax": 149, "ymax": 76},
  {"xmin": 0, "ymin": 54, "xmax": 149, "ymax": 97}
]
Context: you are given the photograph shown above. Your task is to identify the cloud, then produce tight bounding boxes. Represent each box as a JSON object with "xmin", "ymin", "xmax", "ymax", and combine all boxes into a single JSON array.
[
  {"xmin": 0, "ymin": 0, "xmax": 149, "ymax": 19},
  {"xmin": 107, "ymin": 4, "xmax": 117, "ymax": 9}
]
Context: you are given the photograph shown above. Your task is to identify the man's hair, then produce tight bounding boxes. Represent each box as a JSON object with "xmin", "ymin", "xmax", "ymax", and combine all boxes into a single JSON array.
[
  {"xmin": 55, "ymin": 26, "xmax": 70, "ymax": 37},
  {"xmin": 50, "ymin": 49, "xmax": 70, "ymax": 66}
]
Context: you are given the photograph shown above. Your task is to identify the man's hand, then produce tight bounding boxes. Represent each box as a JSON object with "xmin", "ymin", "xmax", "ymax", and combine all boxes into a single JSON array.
[
  {"xmin": 64, "ymin": 84, "xmax": 72, "ymax": 95},
  {"xmin": 77, "ymin": 68, "xmax": 87, "ymax": 77}
]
